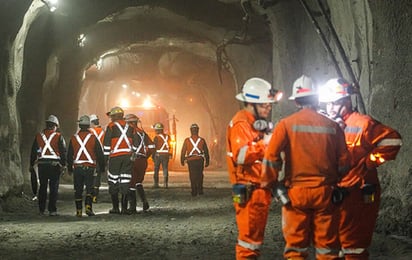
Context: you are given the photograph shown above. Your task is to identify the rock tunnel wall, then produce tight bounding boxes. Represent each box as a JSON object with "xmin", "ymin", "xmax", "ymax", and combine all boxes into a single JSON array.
[{"xmin": 0, "ymin": 0, "xmax": 411, "ymax": 236}]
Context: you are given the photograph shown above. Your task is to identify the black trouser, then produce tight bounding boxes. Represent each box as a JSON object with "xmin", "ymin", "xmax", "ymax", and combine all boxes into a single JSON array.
[
  {"xmin": 73, "ymin": 166, "xmax": 95, "ymax": 202},
  {"xmin": 187, "ymin": 158, "xmax": 204, "ymax": 196},
  {"xmin": 38, "ymin": 163, "xmax": 61, "ymax": 213}
]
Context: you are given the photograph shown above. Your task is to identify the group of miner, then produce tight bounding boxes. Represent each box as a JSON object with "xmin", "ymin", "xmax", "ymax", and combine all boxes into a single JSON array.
[
  {"xmin": 227, "ymin": 76, "xmax": 402, "ymax": 260},
  {"xmin": 29, "ymin": 107, "xmax": 209, "ymax": 218},
  {"xmin": 29, "ymin": 74, "xmax": 402, "ymax": 260}
]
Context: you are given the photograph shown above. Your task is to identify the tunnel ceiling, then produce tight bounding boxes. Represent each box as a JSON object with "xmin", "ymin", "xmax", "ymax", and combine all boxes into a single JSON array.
[{"xmin": 34, "ymin": 0, "xmax": 273, "ymax": 84}]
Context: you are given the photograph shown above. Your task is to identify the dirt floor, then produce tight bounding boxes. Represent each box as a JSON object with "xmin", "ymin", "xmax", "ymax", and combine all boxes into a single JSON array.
[{"xmin": 1, "ymin": 170, "xmax": 412, "ymax": 260}]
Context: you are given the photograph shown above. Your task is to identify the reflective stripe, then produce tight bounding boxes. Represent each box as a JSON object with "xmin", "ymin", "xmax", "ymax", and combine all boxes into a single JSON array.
[
  {"xmin": 90, "ymin": 128, "xmax": 104, "ymax": 144},
  {"xmin": 103, "ymin": 145, "xmax": 111, "ymax": 155},
  {"xmin": 188, "ymin": 137, "xmax": 203, "ymax": 157},
  {"xmin": 135, "ymin": 131, "xmax": 147, "ymax": 156},
  {"xmin": 377, "ymin": 138, "xmax": 402, "ymax": 147},
  {"xmin": 292, "ymin": 125, "xmax": 336, "ymax": 135},
  {"xmin": 107, "ymin": 172, "xmax": 131, "ymax": 184},
  {"xmin": 157, "ymin": 134, "xmax": 169, "ymax": 153},
  {"xmin": 344, "ymin": 126, "xmax": 362, "ymax": 134},
  {"xmin": 237, "ymin": 239, "xmax": 261, "ymax": 251},
  {"xmin": 315, "ymin": 247, "xmax": 340, "ymax": 256},
  {"xmin": 262, "ymin": 158, "xmax": 282, "ymax": 170},
  {"xmin": 112, "ymin": 122, "xmax": 132, "ymax": 154},
  {"xmin": 226, "ymin": 152, "xmax": 233, "ymax": 157},
  {"xmin": 40, "ymin": 132, "xmax": 60, "ymax": 159},
  {"xmin": 73, "ymin": 133, "xmax": 95, "ymax": 165},
  {"xmin": 237, "ymin": 145, "xmax": 248, "ymax": 164},
  {"xmin": 341, "ymin": 247, "xmax": 365, "ymax": 255},
  {"xmin": 284, "ymin": 246, "xmax": 309, "ymax": 254}
]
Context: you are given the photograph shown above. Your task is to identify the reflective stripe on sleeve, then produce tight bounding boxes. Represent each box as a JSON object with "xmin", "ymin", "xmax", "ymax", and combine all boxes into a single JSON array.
[
  {"xmin": 237, "ymin": 145, "xmax": 248, "ymax": 164},
  {"xmin": 377, "ymin": 138, "xmax": 402, "ymax": 147},
  {"xmin": 262, "ymin": 158, "xmax": 282, "ymax": 170},
  {"xmin": 341, "ymin": 247, "xmax": 365, "ymax": 255}
]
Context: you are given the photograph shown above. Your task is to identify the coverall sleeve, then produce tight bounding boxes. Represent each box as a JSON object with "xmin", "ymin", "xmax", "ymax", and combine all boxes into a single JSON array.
[
  {"xmin": 229, "ymin": 121, "xmax": 265, "ymax": 166},
  {"xmin": 335, "ymin": 126, "xmax": 351, "ymax": 177},
  {"xmin": 364, "ymin": 120, "xmax": 402, "ymax": 169},
  {"xmin": 261, "ymin": 121, "xmax": 287, "ymax": 186}
]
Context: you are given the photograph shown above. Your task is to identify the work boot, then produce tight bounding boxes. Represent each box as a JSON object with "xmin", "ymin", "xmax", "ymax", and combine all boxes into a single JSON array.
[
  {"xmin": 75, "ymin": 200, "xmax": 82, "ymax": 217},
  {"xmin": 109, "ymin": 194, "xmax": 120, "ymax": 214},
  {"xmin": 92, "ymin": 187, "xmax": 99, "ymax": 203},
  {"xmin": 153, "ymin": 174, "xmax": 159, "ymax": 188},
  {"xmin": 120, "ymin": 194, "xmax": 129, "ymax": 215},
  {"xmin": 136, "ymin": 185, "xmax": 150, "ymax": 211},
  {"xmin": 85, "ymin": 204, "xmax": 95, "ymax": 216},
  {"xmin": 127, "ymin": 190, "xmax": 137, "ymax": 214}
]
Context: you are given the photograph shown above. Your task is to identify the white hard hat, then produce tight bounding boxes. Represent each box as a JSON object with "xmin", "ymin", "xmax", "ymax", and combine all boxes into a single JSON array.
[
  {"xmin": 236, "ymin": 77, "xmax": 277, "ymax": 104},
  {"xmin": 45, "ymin": 115, "xmax": 59, "ymax": 127},
  {"xmin": 78, "ymin": 115, "xmax": 90, "ymax": 126},
  {"xmin": 289, "ymin": 75, "xmax": 317, "ymax": 100},
  {"xmin": 318, "ymin": 78, "xmax": 351, "ymax": 103},
  {"xmin": 89, "ymin": 114, "xmax": 98, "ymax": 121}
]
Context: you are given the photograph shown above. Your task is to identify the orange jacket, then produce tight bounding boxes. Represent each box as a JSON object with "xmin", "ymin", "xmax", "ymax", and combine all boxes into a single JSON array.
[
  {"xmin": 103, "ymin": 119, "xmax": 135, "ymax": 158},
  {"xmin": 339, "ymin": 111, "xmax": 402, "ymax": 187},
  {"xmin": 226, "ymin": 109, "xmax": 266, "ymax": 185},
  {"xmin": 262, "ymin": 108, "xmax": 350, "ymax": 187}
]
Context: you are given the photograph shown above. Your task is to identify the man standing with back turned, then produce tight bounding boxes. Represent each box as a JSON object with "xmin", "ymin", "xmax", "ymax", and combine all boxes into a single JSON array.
[{"xmin": 262, "ymin": 75, "xmax": 350, "ymax": 260}]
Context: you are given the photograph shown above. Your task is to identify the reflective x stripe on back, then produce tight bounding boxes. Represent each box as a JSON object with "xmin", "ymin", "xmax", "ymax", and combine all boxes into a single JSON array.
[
  {"xmin": 188, "ymin": 137, "xmax": 202, "ymax": 156},
  {"xmin": 135, "ymin": 131, "xmax": 147, "ymax": 156},
  {"xmin": 90, "ymin": 128, "xmax": 104, "ymax": 144},
  {"xmin": 113, "ymin": 122, "xmax": 132, "ymax": 154},
  {"xmin": 157, "ymin": 134, "xmax": 169, "ymax": 152},
  {"xmin": 40, "ymin": 132, "xmax": 59, "ymax": 159},
  {"xmin": 74, "ymin": 133, "xmax": 94, "ymax": 164}
]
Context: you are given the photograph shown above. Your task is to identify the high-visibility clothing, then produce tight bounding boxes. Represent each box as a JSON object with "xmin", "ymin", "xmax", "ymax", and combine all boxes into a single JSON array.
[
  {"xmin": 181, "ymin": 135, "xmax": 210, "ymax": 163},
  {"xmin": 154, "ymin": 133, "xmax": 171, "ymax": 154},
  {"xmin": 67, "ymin": 130, "xmax": 105, "ymax": 171},
  {"xmin": 262, "ymin": 108, "xmax": 350, "ymax": 260},
  {"xmin": 103, "ymin": 120, "xmax": 135, "ymax": 157},
  {"xmin": 338, "ymin": 111, "xmax": 401, "ymax": 259},
  {"xmin": 226, "ymin": 109, "xmax": 271, "ymax": 259},
  {"xmin": 30, "ymin": 129, "xmax": 67, "ymax": 167},
  {"xmin": 339, "ymin": 112, "xmax": 402, "ymax": 188},
  {"xmin": 90, "ymin": 126, "xmax": 105, "ymax": 145},
  {"xmin": 134, "ymin": 127, "xmax": 155, "ymax": 158},
  {"xmin": 262, "ymin": 108, "xmax": 350, "ymax": 188},
  {"xmin": 226, "ymin": 110, "xmax": 266, "ymax": 185},
  {"xmin": 181, "ymin": 135, "xmax": 210, "ymax": 196}
]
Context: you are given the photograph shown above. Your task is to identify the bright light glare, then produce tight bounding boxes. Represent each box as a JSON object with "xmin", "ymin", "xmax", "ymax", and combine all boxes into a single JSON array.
[
  {"xmin": 122, "ymin": 84, "xmax": 128, "ymax": 89},
  {"xmin": 120, "ymin": 98, "xmax": 130, "ymax": 108},
  {"xmin": 142, "ymin": 97, "xmax": 155, "ymax": 108},
  {"xmin": 275, "ymin": 91, "xmax": 283, "ymax": 102},
  {"xmin": 78, "ymin": 34, "xmax": 86, "ymax": 47},
  {"xmin": 96, "ymin": 58, "xmax": 103, "ymax": 70}
]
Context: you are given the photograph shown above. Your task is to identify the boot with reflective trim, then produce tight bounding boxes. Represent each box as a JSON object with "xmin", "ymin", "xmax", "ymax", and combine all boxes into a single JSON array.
[
  {"xmin": 75, "ymin": 199, "xmax": 82, "ymax": 217},
  {"xmin": 136, "ymin": 185, "xmax": 150, "ymax": 211},
  {"xmin": 85, "ymin": 194, "xmax": 95, "ymax": 216},
  {"xmin": 127, "ymin": 190, "xmax": 137, "ymax": 214},
  {"xmin": 109, "ymin": 194, "xmax": 120, "ymax": 214}
]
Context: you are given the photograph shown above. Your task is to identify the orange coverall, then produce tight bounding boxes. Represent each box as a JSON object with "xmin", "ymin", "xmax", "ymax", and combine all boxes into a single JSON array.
[
  {"xmin": 226, "ymin": 109, "xmax": 272, "ymax": 259},
  {"xmin": 338, "ymin": 111, "xmax": 402, "ymax": 260},
  {"xmin": 262, "ymin": 108, "xmax": 350, "ymax": 260}
]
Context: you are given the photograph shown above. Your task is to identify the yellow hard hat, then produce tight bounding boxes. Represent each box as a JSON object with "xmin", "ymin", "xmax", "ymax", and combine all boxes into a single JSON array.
[{"xmin": 106, "ymin": 106, "xmax": 124, "ymax": 116}]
